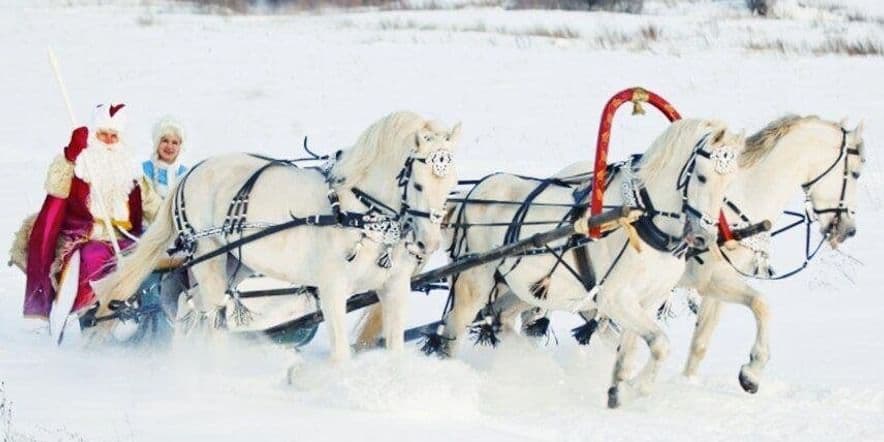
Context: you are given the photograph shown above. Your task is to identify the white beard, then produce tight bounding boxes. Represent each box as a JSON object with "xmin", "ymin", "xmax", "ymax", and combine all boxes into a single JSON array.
[{"xmin": 74, "ymin": 137, "xmax": 140, "ymax": 221}]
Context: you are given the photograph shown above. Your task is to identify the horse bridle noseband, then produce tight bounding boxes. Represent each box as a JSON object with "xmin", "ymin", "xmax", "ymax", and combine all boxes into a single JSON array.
[{"xmin": 801, "ymin": 128, "xmax": 861, "ymax": 233}]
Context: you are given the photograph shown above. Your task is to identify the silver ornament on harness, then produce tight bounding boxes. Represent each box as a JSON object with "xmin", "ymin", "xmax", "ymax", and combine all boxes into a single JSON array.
[
  {"xmin": 711, "ymin": 146, "xmax": 738, "ymax": 175},
  {"xmin": 733, "ymin": 221, "xmax": 774, "ymax": 276},
  {"xmin": 362, "ymin": 213, "xmax": 401, "ymax": 245},
  {"xmin": 429, "ymin": 208, "xmax": 444, "ymax": 225},
  {"xmin": 426, "ymin": 149, "xmax": 453, "ymax": 178},
  {"xmin": 620, "ymin": 163, "xmax": 639, "ymax": 208}
]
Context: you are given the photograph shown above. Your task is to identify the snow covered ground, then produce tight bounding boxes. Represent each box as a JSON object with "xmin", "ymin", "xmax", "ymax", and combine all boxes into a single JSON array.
[{"xmin": 1, "ymin": 1, "xmax": 883, "ymax": 440}]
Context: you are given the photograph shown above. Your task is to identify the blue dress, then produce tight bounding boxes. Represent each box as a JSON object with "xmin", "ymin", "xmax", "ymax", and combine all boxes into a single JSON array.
[{"xmin": 126, "ymin": 161, "xmax": 189, "ymax": 347}]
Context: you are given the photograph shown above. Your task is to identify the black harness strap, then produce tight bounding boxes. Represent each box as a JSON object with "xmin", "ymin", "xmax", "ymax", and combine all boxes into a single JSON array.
[
  {"xmin": 633, "ymin": 187, "xmax": 687, "ymax": 255},
  {"xmin": 567, "ymin": 191, "xmax": 596, "ymax": 293}
]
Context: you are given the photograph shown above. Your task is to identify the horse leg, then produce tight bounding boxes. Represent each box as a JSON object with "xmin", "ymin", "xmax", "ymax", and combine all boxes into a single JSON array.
[
  {"xmin": 184, "ymin": 254, "xmax": 229, "ymax": 335},
  {"xmin": 603, "ymin": 295, "xmax": 669, "ymax": 408},
  {"xmin": 318, "ymin": 281, "xmax": 352, "ymax": 363},
  {"xmin": 709, "ymin": 272, "xmax": 770, "ymax": 394},
  {"xmin": 683, "ymin": 295, "xmax": 725, "ymax": 377},
  {"xmin": 499, "ymin": 292, "xmax": 529, "ymax": 335},
  {"xmin": 438, "ymin": 267, "xmax": 497, "ymax": 357},
  {"xmin": 378, "ymin": 271, "xmax": 411, "ymax": 353},
  {"xmin": 611, "ymin": 330, "xmax": 640, "ymax": 400}
]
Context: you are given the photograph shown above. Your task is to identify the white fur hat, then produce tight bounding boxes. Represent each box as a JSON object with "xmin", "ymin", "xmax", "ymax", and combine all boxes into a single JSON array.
[
  {"xmin": 92, "ymin": 103, "xmax": 127, "ymax": 133},
  {"xmin": 152, "ymin": 116, "xmax": 186, "ymax": 149}
]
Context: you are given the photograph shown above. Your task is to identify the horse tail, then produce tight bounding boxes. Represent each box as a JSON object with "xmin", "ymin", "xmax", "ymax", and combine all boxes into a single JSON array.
[
  {"xmin": 353, "ymin": 305, "xmax": 384, "ymax": 350},
  {"xmin": 93, "ymin": 192, "xmax": 177, "ymax": 319}
]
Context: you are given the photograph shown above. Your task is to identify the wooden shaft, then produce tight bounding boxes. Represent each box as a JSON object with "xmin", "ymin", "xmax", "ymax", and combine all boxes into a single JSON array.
[{"xmin": 265, "ymin": 207, "xmax": 633, "ymax": 332}]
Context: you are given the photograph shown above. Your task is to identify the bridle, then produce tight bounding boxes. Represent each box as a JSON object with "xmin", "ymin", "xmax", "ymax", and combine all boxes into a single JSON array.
[
  {"xmin": 630, "ymin": 132, "xmax": 738, "ymax": 253},
  {"xmin": 347, "ymin": 145, "xmax": 454, "ymax": 265},
  {"xmin": 595, "ymin": 131, "xmax": 737, "ymax": 259},
  {"xmin": 714, "ymin": 126, "xmax": 863, "ymax": 280},
  {"xmin": 676, "ymin": 133, "xmax": 739, "ymax": 233},
  {"xmin": 801, "ymin": 127, "xmax": 861, "ymax": 235}
]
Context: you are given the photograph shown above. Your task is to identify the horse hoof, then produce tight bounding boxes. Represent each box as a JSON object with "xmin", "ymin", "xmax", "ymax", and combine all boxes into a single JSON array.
[
  {"xmin": 607, "ymin": 386, "xmax": 621, "ymax": 409},
  {"xmin": 738, "ymin": 370, "xmax": 759, "ymax": 394}
]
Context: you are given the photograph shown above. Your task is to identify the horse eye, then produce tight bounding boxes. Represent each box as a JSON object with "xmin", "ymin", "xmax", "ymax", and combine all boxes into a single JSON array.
[
  {"xmin": 851, "ymin": 171, "xmax": 861, "ymax": 179},
  {"xmin": 696, "ymin": 174, "xmax": 707, "ymax": 184},
  {"xmin": 413, "ymin": 182, "xmax": 424, "ymax": 192}
]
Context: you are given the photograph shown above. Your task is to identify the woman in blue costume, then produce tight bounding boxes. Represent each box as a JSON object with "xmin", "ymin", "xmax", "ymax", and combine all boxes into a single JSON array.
[{"xmin": 124, "ymin": 116, "xmax": 190, "ymax": 346}]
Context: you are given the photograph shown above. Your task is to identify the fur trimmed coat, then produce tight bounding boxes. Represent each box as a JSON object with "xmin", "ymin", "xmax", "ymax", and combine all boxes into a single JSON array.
[{"xmin": 14, "ymin": 154, "xmax": 161, "ymax": 318}]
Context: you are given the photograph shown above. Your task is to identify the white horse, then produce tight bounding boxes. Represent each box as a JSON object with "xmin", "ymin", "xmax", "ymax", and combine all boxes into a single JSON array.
[
  {"xmin": 426, "ymin": 119, "xmax": 746, "ymax": 408},
  {"xmin": 680, "ymin": 116, "xmax": 866, "ymax": 392},
  {"xmin": 485, "ymin": 115, "xmax": 866, "ymax": 395},
  {"xmin": 94, "ymin": 111, "xmax": 462, "ymax": 363}
]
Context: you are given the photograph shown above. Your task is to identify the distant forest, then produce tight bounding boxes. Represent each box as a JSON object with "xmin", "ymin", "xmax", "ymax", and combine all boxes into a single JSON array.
[{"xmin": 180, "ymin": 0, "xmax": 779, "ymax": 16}]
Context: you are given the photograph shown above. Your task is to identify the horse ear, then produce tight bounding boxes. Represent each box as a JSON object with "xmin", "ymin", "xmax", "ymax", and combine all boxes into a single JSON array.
[
  {"xmin": 415, "ymin": 129, "xmax": 429, "ymax": 149},
  {"xmin": 854, "ymin": 120, "xmax": 864, "ymax": 138},
  {"xmin": 711, "ymin": 126, "xmax": 727, "ymax": 144},
  {"xmin": 448, "ymin": 122, "xmax": 463, "ymax": 147}
]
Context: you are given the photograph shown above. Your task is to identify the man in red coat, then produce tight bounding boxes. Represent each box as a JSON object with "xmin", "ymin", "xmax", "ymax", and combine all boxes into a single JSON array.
[{"xmin": 23, "ymin": 103, "xmax": 159, "ymax": 335}]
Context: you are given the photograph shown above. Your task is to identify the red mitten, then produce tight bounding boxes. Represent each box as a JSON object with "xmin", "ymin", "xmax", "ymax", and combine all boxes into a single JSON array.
[{"xmin": 63, "ymin": 126, "xmax": 89, "ymax": 161}]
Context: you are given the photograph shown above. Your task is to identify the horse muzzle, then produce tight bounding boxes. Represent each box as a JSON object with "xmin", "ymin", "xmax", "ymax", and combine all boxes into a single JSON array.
[
  {"xmin": 683, "ymin": 217, "xmax": 716, "ymax": 250},
  {"xmin": 824, "ymin": 216, "xmax": 858, "ymax": 247}
]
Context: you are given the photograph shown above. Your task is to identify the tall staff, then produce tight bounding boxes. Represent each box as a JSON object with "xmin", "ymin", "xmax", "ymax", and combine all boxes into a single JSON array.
[{"xmin": 48, "ymin": 47, "xmax": 123, "ymax": 259}]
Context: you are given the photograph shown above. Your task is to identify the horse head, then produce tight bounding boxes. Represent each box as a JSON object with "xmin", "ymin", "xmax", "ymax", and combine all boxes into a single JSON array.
[
  {"xmin": 803, "ymin": 120, "xmax": 866, "ymax": 247},
  {"xmin": 403, "ymin": 120, "xmax": 462, "ymax": 255},
  {"xmin": 681, "ymin": 122, "xmax": 746, "ymax": 250}
]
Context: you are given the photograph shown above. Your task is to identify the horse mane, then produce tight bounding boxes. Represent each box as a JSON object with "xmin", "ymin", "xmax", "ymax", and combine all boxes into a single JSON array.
[
  {"xmin": 742, "ymin": 114, "xmax": 831, "ymax": 167},
  {"xmin": 330, "ymin": 111, "xmax": 432, "ymax": 188},
  {"xmin": 636, "ymin": 119, "xmax": 721, "ymax": 184}
]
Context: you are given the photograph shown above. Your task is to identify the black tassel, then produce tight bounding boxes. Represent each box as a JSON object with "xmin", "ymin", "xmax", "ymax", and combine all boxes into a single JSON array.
[
  {"xmin": 419, "ymin": 324, "xmax": 452, "ymax": 357},
  {"xmin": 530, "ymin": 276, "xmax": 551, "ymax": 300},
  {"xmin": 571, "ymin": 318, "xmax": 599, "ymax": 346},
  {"xmin": 213, "ymin": 306, "xmax": 228, "ymax": 330},
  {"xmin": 377, "ymin": 247, "xmax": 393, "ymax": 269},
  {"xmin": 346, "ymin": 238, "xmax": 364, "ymax": 262},
  {"xmin": 469, "ymin": 313, "xmax": 502, "ymax": 347},
  {"xmin": 229, "ymin": 293, "xmax": 255, "ymax": 327},
  {"xmin": 656, "ymin": 299, "xmax": 676, "ymax": 321},
  {"xmin": 687, "ymin": 297, "xmax": 700, "ymax": 315},
  {"xmin": 179, "ymin": 309, "xmax": 208, "ymax": 334},
  {"xmin": 523, "ymin": 317, "xmax": 551, "ymax": 338}
]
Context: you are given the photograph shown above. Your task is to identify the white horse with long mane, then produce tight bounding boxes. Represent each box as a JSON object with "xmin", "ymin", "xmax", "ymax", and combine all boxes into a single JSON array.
[
  {"xmin": 404, "ymin": 119, "xmax": 746, "ymax": 407},
  {"xmin": 465, "ymin": 115, "xmax": 866, "ymax": 396},
  {"xmin": 94, "ymin": 111, "xmax": 462, "ymax": 363},
  {"xmin": 679, "ymin": 115, "xmax": 866, "ymax": 391}
]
